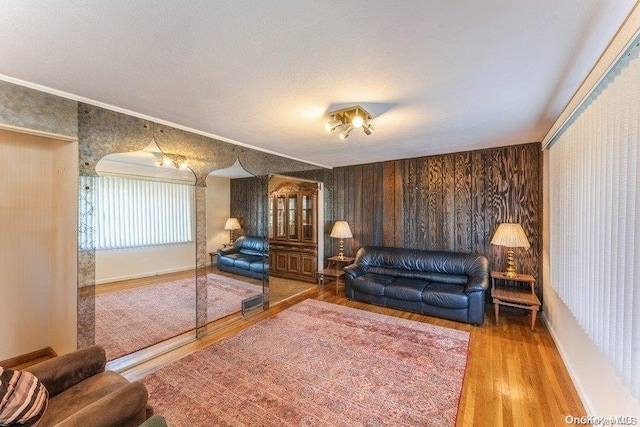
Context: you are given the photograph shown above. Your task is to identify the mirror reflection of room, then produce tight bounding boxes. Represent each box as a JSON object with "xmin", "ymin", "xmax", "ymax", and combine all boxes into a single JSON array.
[
  {"xmin": 204, "ymin": 160, "xmax": 266, "ymax": 333},
  {"xmin": 264, "ymin": 175, "xmax": 323, "ymax": 303},
  {"xmin": 93, "ymin": 140, "xmax": 198, "ymax": 362}
]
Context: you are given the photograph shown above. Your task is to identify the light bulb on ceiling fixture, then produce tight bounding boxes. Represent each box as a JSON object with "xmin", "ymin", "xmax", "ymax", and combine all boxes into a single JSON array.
[
  {"xmin": 339, "ymin": 125, "xmax": 353, "ymax": 140},
  {"xmin": 352, "ymin": 115, "xmax": 364, "ymax": 128},
  {"xmin": 162, "ymin": 157, "xmax": 173, "ymax": 167},
  {"xmin": 325, "ymin": 118, "xmax": 343, "ymax": 132}
]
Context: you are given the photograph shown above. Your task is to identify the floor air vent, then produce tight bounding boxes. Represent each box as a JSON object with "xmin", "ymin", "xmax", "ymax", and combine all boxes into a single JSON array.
[{"xmin": 242, "ymin": 294, "xmax": 264, "ymax": 316}]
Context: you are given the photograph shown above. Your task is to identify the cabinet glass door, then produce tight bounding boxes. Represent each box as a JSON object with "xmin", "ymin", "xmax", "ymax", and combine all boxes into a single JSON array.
[
  {"xmin": 301, "ymin": 195, "xmax": 314, "ymax": 241},
  {"xmin": 268, "ymin": 196, "xmax": 274, "ymax": 239},
  {"xmin": 276, "ymin": 195, "xmax": 286, "ymax": 238},
  {"xmin": 288, "ymin": 195, "xmax": 298, "ymax": 240}
]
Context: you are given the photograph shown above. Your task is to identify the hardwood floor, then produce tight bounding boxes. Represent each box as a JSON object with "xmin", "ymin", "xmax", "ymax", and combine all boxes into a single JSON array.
[
  {"xmin": 123, "ymin": 281, "xmax": 586, "ymax": 426},
  {"xmin": 97, "ymin": 267, "xmax": 315, "ymax": 305}
]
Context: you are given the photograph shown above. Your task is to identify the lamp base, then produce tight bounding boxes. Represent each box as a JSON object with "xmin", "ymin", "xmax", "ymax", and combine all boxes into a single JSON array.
[{"xmin": 503, "ymin": 247, "xmax": 518, "ymax": 278}]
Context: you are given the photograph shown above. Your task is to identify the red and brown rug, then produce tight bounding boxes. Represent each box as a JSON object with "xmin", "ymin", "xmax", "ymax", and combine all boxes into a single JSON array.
[
  {"xmin": 96, "ymin": 273, "xmax": 263, "ymax": 361},
  {"xmin": 142, "ymin": 299, "xmax": 470, "ymax": 426}
]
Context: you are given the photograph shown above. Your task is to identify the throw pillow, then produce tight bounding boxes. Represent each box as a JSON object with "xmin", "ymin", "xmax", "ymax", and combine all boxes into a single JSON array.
[{"xmin": 0, "ymin": 367, "xmax": 48, "ymax": 427}]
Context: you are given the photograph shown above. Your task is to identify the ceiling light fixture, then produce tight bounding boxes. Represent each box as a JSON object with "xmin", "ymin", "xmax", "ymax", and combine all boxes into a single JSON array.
[
  {"xmin": 325, "ymin": 105, "xmax": 373, "ymax": 140},
  {"xmin": 339, "ymin": 124, "xmax": 353, "ymax": 140},
  {"xmin": 155, "ymin": 152, "xmax": 188, "ymax": 169}
]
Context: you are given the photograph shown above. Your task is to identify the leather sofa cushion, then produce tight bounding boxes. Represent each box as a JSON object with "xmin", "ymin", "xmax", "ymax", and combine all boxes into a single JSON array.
[
  {"xmin": 234, "ymin": 236, "xmax": 268, "ymax": 252},
  {"xmin": 234, "ymin": 256, "xmax": 263, "ymax": 270},
  {"xmin": 384, "ymin": 278, "xmax": 428, "ymax": 301},
  {"xmin": 422, "ymin": 283, "xmax": 468, "ymax": 309},
  {"xmin": 368, "ymin": 266, "xmax": 468, "ymax": 285},
  {"xmin": 350, "ymin": 273, "xmax": 394, "ymax": 296},
  {"xmin": 250, "ymin": 261, "xmax": 268, "ymax": 273},
  {"xmin": 239, "ymin": 248, "xmax": 265, "ymax": 256},
  {"xmin": 217, "ymin": 254, "xmax": 237, "ymax": 267},
  {"xmin": 355, "ymin": 246, "xmax": 488, "ymax": 282}
]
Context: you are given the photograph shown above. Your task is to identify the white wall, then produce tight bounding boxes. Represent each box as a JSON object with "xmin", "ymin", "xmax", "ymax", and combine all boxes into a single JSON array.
[
  {"xmin": 542, "ymin": 150, "xmax": 640, "ymax": 417},
  {"xmin": 95, "ymin": 243, "xmax": 196, "ymax": 284},
  {"xmin": 206, "ymin": 175, "xmax": 232, "ymax": 263},
  {"xmin": 0, "ymin": 130, "xmax": 77, "ymax": 360},
  {"xmin": 49, "ymin": 138, "xmax": 78, "ymax": 356}
]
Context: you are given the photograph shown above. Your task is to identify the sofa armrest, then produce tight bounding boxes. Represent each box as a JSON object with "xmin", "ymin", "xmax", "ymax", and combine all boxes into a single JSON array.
[
  {"xmin": 217, "ymin": 246, "xmax": 238, "ymax": 256},
  {"xmin": 344, "ymin": 264, "xmax": 367, "ymax": 280},
  {"xmin": 464, "ymin": 276, "xmax": 489, "ymax": 294},
  {"xmin": 26, "ymin": 345, "xmax": 106, "ymax": 397},
  {"xmin": 54, "ymin": 381, "xmax": 149, "ymax": 427}
]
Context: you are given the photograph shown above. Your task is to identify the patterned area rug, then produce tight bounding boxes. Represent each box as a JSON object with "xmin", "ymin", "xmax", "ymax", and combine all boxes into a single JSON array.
[
  {"xmin": 96, "ymin": 274, "xmax": 263, "ymax": 361},
  {"xmin": 142, "ymin": 299, "xmax": 470, "ymax": 426}
]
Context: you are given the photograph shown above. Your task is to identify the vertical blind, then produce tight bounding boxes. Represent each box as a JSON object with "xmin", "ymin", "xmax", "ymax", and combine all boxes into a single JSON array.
[
  {"xmin": 548, "ymin": 35, "xmax": 640, "ymax": 398},
  {"xmin": 92, "ymin": 176, "xmax": 194, "ymax": 250}
]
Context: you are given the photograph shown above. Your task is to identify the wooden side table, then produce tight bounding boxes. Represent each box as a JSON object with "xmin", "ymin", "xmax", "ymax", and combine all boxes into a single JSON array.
[
  {"xmin": 317, "ymin": 256, "xmax": 355, "ymax": 295},
  {"xmin": 491, "ymin": 271, "xmax": 541, "ymax": 330}
]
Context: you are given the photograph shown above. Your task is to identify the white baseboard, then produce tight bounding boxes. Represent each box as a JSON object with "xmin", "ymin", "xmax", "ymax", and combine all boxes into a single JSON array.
[
  {"xmin": 541, "ymin": 312, "xmax": 594, "ymax": 415},
  {"xmin": 95, "ymin": 264, "xmax": 200, "ymax": 285}
]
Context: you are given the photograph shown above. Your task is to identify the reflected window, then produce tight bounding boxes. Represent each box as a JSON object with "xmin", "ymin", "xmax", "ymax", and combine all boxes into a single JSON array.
[{"xmin": 89, "ymin": 176, "xmax": 194, "ymax": 250}]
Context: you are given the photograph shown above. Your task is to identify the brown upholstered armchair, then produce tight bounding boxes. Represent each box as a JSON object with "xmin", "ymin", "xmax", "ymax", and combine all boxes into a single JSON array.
[{"xmin": 25, "ymin": 345, "xmax": 152, "ymax": 427}]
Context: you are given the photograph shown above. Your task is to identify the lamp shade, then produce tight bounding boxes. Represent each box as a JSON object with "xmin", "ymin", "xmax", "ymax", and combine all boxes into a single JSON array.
[
  {"xmin": 330, "ymin": 221, "xmax": 353, "ymax": 239},
  {"xmin": 224, "ymin": 218, "xmax": 241, "ymax": 231},
  {"xmin": 490, "ymin": 223, "xmax": 530, "ymax": 248}
]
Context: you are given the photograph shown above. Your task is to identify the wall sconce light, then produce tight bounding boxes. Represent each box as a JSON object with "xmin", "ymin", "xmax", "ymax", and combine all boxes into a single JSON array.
[
  {"xmin": 325, "ymin": 105, "xmax": 374, "ymax": 140},
  {"xmin": 224, "ymin": 217, "xmax": 242, "ymax": 244},
  {"xmin": 490, "ymin": 223, "xmax": 530, "ymax": 277}
]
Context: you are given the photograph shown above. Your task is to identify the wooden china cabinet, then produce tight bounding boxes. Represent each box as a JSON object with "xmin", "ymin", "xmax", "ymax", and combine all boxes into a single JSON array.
[{"xmin": 269, "ymin": 181, "xmax": 318, "ymax": 282}]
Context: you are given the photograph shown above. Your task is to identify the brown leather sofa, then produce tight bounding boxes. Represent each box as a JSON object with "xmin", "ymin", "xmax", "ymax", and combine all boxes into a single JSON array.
[{"xmin": 25, "ymin": 345, "xmax": 152, "ymax": 426}]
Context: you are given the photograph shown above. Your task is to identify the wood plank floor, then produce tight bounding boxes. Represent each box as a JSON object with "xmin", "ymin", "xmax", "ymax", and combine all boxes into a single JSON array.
[
  {"xmin": 123, "ymin": 280, "xmax": 586, "ymax": 427},
  {"xmin": 96, "ymin": 267, "xmax": 315, "ymax": 305}
]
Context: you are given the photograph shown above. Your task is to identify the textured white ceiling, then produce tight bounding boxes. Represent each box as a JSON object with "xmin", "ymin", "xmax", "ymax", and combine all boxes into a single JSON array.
[{"xmin": 0, "ymin": 1, "xmax": 636, "ymax": 167}]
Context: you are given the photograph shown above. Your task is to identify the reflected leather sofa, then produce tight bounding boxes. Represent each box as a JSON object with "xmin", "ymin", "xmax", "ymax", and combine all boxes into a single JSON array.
[
  {"xmin": 344, "ymin": 246, "xmax": 489, "ymax": 325},
  {"xmin": 25, "ymin": 345, "xmax": 152, "ymax": 426},
  {"xmin": 217, "ymin": 235, "xmax": 269, "ymax": 280}
]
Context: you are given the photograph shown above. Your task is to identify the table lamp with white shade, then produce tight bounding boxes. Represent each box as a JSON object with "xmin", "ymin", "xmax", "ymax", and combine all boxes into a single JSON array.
[
  {"xmin": 490, "ymin": 222, "xmax": 530, "ymax": 277},
  {"xmin": 224, "ymin": 217, "xmax": 241, "ymax": 244},
  {"xmin": 330, "ymin": 221, "xmax": 353, "ymax": 260}
]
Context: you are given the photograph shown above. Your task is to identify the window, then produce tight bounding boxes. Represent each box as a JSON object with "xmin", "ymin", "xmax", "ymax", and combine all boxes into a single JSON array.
[
  {"xmin": 91, "ymin": 176, "xmax": 194, "ymax": 250},
  {"xmin": 548, "ymin": 35, "xmax": 640, "ymax": 398}
]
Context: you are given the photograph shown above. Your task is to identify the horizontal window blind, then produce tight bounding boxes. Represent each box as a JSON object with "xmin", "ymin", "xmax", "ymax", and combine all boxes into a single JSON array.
[
  {"xmin": 548, "ymin": 35, "xmax": 640, "ymax": 398},
  {"xmin": 92, "ymin": 176, "xmax": 194, "ymax": 250}
]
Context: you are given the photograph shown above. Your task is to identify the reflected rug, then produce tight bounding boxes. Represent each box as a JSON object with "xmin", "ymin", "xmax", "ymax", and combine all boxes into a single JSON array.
[
  {"xmin": 96, "ymin": 273, "xmax": 262, "ymax": 361},
  {"xmin": 142, "ymin": 299, "xmax": 469, "ymax": 426}
]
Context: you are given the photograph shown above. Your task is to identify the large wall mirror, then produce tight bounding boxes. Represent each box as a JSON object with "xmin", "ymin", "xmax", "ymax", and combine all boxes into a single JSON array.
[
  {"xmin": 204, "ymin": 159, "xmax": 268, "ymax": 333},
  {"xmin": 93, "ymin": 138, "xmax": 198, "ymax": 365},
  {"xmin": 77, "ymin": 103, "xmax": 323, "ymax": 369}
]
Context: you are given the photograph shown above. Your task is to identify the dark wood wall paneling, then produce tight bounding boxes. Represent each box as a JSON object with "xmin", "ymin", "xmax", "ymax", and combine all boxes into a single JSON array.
[
  {"xmin": 230, "ymin": 143, "xmax": 543, "ymax": 300},
  {"xmin": 333, "ymin": 142, "xmax": 542, "ymax": 301},
  {"xmin": 230, "ymin": 177, "xmax": 268, "ymax": 238}
]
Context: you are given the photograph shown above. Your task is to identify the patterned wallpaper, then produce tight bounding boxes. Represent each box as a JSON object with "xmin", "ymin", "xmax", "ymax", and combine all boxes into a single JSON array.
[{"xmin": 0, "ymin": 81, "xmax": 77, "ymax": 138}]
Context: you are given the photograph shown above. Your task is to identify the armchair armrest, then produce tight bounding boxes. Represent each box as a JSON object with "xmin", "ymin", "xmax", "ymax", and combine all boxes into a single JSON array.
[
  {"xmin": 464, "ymin": 275, "xmax": 489, "ymax": 294},
  {"xmin": 217, "ymin": 246, "xmax": 238, "ymax": 256},
  {"xmin": 54, "ymin": 381, "xmax": 149, "ymax": 427},
  {"xmin": 344, "ymin": 264, "xmax": 367, "ymax": 280},
  {"xmin": 26, "ymin": 345, "xmax": 106, "ymax": 397}
]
